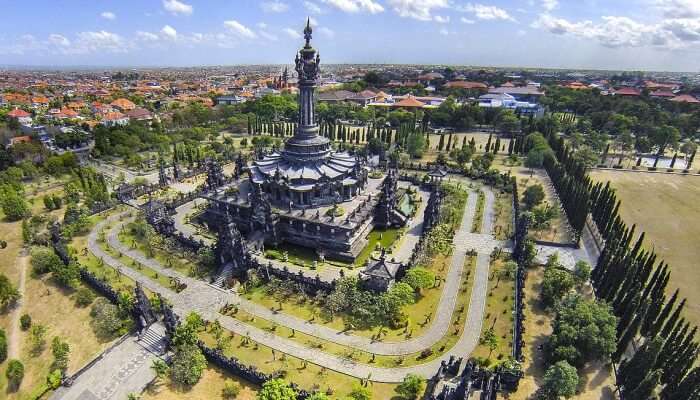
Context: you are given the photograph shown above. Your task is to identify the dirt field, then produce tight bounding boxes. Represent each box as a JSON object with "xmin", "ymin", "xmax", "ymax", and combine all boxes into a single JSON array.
[{"xmin": 590, "ymin": 170, "xmax": 700, "ymax": 329}]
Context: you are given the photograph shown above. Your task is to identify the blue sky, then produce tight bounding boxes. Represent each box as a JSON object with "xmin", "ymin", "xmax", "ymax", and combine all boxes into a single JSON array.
[{"xmin": 0, "ymin": 0, "xmax": 699, "ymax": 71}]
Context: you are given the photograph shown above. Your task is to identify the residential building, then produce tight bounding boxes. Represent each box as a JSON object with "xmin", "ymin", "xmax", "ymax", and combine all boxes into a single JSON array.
[
  {"xmin": 110, "ymin": 98, "xmax": 136, "ymax": 112},
  {"xmin": 7, "ymin": 108, "xmax": 33, "ymax": 125},
  {"xmin": 102, "ymin": 111, "xmax": 130, "ymax": 127}
]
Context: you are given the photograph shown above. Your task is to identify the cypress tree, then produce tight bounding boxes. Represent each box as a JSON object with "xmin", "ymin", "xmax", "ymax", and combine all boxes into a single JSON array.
[
  {"xmin": 462, "ymin": 136, "xmax": 467, "ymax": 149},
  {"xmin": 486, "ymin": 133, "xmax": 492, "ymax": 152},
  {"xmin": 614, "ymin": 300, "xmax": 648, "ymax": 362},
  {"xmin": 688, "ymin": 149, "xmax": 696, "ymax": 170},
  {"xmin": 627, "ymin": 369, "xmax": 661, "ymax": 400},
  {"xmin": 650, "ymin": 289, "xmax": 679, "ymax": 336},
  {"xmin": 494, "ymin": 136, "xmax": 501, "ymax": 154},
  {"xmin": 661, "ymin": 366, "xmax": 700, "ymax": 400},
  {"xmin": 670, "ymin": 152, "xmax": 678, "ymax": 169},
  {"xmin": 446, "ymin": 133, "xmax": 452, "ymax": 150},
  {"xmin": 660, "ymin": 298, "xmax": 687, "ymax": 338},
  {"xmin": 438, "ymin": 134, "xmax": 445, "ymax": 151},
  {"xmin": 619, "ymin": 337, "xmax": 663, "ymax": 392}
]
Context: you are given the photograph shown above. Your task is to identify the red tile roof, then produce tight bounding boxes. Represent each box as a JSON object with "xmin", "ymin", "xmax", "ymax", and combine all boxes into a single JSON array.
[
  {"xmin": 8, "ymin": 108, "xmax": 30, "ymax": 118},
  {"xmin": 670, "ymin": 94, "xmax": 700, "ymax": 104}
]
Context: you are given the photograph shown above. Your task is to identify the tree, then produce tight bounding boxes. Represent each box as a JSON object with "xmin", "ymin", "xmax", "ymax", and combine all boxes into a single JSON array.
[
  {"xmin": 541, "ymin": 266, "xmax": 575, "ymax": 307},
  {"xmin": 51, "ymin": 336, "xmax": 70, "ymax": 371},
  {"xmin": 30, "ymin": 246, "xmax": 63, "ymax": 275},
  {"xmin": 499, "ymin": 261, "xmax": 518, "ymax": 281},
  {"xmin": 20, "ymin": 314, "xmax": 31, "ymax": 330},
  {"xmin": 573, "ymin": 261, "xmax": 591, "ymax": 286},
  {"xmin": 5, "ymin": 359, "xmax": 24, "ymax": 390},
  {"xmin": 306, "ymin": 393, "xmax": 329, "ymax": 400},
  {"xmin": 449, "ymin": 145, "xmax": 473, "ymax": 166},
  {"xmin": 0, "ymin": 329, "xmax": 7, "ymax": 363},
  {"xmin": 257, "ymin": 378, "xmax": 297, "ymax": 400},
  {"xmin": 406, "ymin": 133, "xmax": 426, "ymax": 159},
  {"xmin": 619, "ymin": 337, "xmax": 663, "ymax": 393},
  {"xmin": 481, "ymin": 328, "xmax": 499, "ymax": 358},
  {"xmin": 522, "ymin": 184, "xmax": 545, "ymax": 210},
  {"xmin": 395, "ymin": 373, "xmax": 426, "ymax": 400},
  {"xmin": 151, "ymin": 359, "xmax": 169, "ymax": 380},
  {"xmin": 29, "ymin": 324, "xmax": 47, "ymax": 354},
  {"xmin": 627, "ymin": 369, "xmax": 661, "ymax": 400},
  {"xmin": 1, "ymin": 188, "xmax": 29, "ymax": 221},
  {"xmin": 222, "ymin": 379, "xmax": 241, "ymax": 399},
  {"xmin": 170, "ymin": 342, "xmax": 207, "ymax": 386},
  {"xmin": 403, "ymin": 267, "xmax": 435, "ymax": 293},
  {"xmin": 0, "ymin": 274, "xmax": 20, "ymax": 308},
  {"xmin": 90, "ymin": 298, "xmax": 124, "ymax": 338},
  {"xmin": 542, "ymin": 361, "xmax": 579, "ymax": 399},
  {"xmin": 348, "ymin": 383, "xmax": 372, "ymax": 400},
  {"xmin": 547, "ymin": 294, "xmax": 617, "ymax": 368}
]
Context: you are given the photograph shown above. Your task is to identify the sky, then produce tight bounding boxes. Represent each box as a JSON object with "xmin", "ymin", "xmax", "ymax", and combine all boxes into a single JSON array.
[{"xmin": 1, "ymin": 0, "xmax": 700, "ymax": 71}]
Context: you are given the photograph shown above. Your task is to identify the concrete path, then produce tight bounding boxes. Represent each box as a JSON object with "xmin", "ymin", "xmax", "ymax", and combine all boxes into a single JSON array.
[
  {"xmin": 84, "ymin": 183, "xmax": 505, "ymax": 382},
  {"xmin": 51, "ymin": 324, "xmax": 167, "ymax": 400}
]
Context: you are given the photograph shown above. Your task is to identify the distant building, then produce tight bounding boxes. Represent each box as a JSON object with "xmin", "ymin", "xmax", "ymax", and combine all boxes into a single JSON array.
[
  {"xmin": 479, "ymin": 93, "xmax": 544, "ymax": 116},
  {"xmin": 126, "ymin": 107, "xmax": 154, "ymax": 121},
  {"xmin": 444, "ymin": 81, "xmax": 488, "ymax": 91},
  {"xmin": 613, "ymin": 87, "xmax": 641, "ymax": 97},
  {"xmin": 214, "ymin": 95, "xmax": 246, "ymax": 106},
  {"xmin": 110, "ymin": 98, "xmax": 136, "ymax": 112},
  {"xmin": 102, "ymin": 111, "xmax": 129, "ymax": 127},
  {"xmin": 488, "ymin": 86, "xmax": 545, "ymax": 102},
  {"xmin": 7, "ymin": 108, "xmax": 33, "ymax": 126},
  {"xmin": 670, "ymin": 94, "xmax": 700, "ymax": 104}
]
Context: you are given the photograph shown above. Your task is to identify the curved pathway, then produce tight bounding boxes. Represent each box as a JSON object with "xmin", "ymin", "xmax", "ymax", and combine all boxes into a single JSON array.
[{"xmin": 87, "ymin": 185, "xmax": 506, "ymax": 382}]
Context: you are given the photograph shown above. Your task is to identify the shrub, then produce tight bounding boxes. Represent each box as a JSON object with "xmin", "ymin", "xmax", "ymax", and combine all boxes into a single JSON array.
[
  {"xmin": 0, "ymin": 330, "xmax": 7, "ymax": 363},
  {"xmin": 75, "ymin": 287, "xmax": 96, "ymax": 307},
  {"xmin": 5, "ymin": 359, "xmax": 24, "ymax": 389},
  {"xmin": 90, "ymin": 298, "xmax": 124, "ymax": 338},
  {"xmin": 20, "ymin": 314, "xmax": 31, "ymax": 330},
  {"xmin": 222, "ymin": 379, "xmax": 241, "ymax": 399}
]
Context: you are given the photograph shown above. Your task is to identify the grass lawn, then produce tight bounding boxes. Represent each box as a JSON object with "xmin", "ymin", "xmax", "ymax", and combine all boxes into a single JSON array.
[
  {"xmin": 198, "ymin": 329, "xmax": 400, "ymax": 399},
  {"xmin": 354, "ymin": 226, "xmax": 404, "ymax": 267},
  {"xmin": 508, "ymin": 267, "xmax": 616, "ymax": 400},
  {"xmin": 494, "ymin": 161, "xmax": 572, "ymax": 244},
  {"xmin": 223, "ymin": 256, "xmax": 476, "ymax": 368},
  {"xmin": 143, "ymin": 366, "xmax": 259, "ymax": 400},
  {"xmin": 589, "ymin": 170, "xmax": 700, "ymax": 329},
  {"xmin": 471, "ymin": 190, "xmax": 485, "ymax": 233},
  {"xmin": 493, "ymin": 191, "xmax": 514, "ymax": 240},
  {"xmin": 471, "ymin": 257, "xmax": 514, "ymax": 366}
]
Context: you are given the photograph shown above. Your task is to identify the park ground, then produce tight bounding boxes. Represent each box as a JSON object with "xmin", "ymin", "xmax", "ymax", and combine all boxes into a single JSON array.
[
  {"xmin": 506, "ymin": 267, "xmax": 616, "ymax": 400},
  {"xmin": 589, "ymin": 170, "xmax": 700, "ymax": 329}
]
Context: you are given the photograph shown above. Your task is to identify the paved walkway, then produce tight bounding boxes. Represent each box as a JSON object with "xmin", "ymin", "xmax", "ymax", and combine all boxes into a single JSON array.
[
  {"xmin": 51, "ymin": 324, "xmax": 167, "ymax": 400},
  {"xmin": 85, "ymin": 184, "xmax": 504, "ymax": 382}
]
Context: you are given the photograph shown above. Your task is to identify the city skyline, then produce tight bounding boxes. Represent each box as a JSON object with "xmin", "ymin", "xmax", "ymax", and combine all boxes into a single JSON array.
[{"xmin": 0, "ymin": 0, "xmax": 699, "ymax": 72}]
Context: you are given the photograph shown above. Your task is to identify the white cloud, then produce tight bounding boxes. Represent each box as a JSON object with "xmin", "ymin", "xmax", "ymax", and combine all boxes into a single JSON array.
[
  {"xmin": 224, "ymin": 20, "xmax": 257, "ymax": 39},
  {"xmin": 74, "ymin": 31, "xmax": 128, "ymax": 53},
  {"xmin": 460, "ymin": 17, "xmax": 475, "ymax": 24},
  {"xmin": 309, "ymin": 17, "xmax": 319, "ymax": 27},
  {"xmin": 161, "ymin": 25, "xmax": 178, "ymax": 40},
  {"xmin": 319, "ymin": 27, "xmax": 336, "ymax": 38},
  {"xmin": 101, "ymin": 11, "xmax": 116, "ymax": 20},
  {"xmin": 655, "ymin": 0, "xmax": 700, "ymax": 18},
  {"xmin": 532, "ymin": 13, "xmax": 700, "ymax": 49},
  {"xmin": 434, "ymin": 15, "xmax": 450, "ymax": 23},
  {"xmin": 259, "ymin": 31, "xmax": 279, "ymax": 41},
  {"xmin": 305, "ymin": 1, "xmax": 323, "ymax": 14},
  {"xmin": 257, "ymin": 22, "xmax": 268, "ymax": 29},
  {"xmin": 541, "ymin": 0, "xmax": 558, "ymax": 12},
  {"xmin": 163, "ymin": 0, "xmax": 193, "ymax": 16},
  {"xmin": 284, "ymin": 28, "xmax": 302, "ymax": 39},
  {"xmin": 322, "ymin": 0, "xmax": 384, "ymax": 14},
  {"xmin": 517, "ymin": 29, "xmax": 527, "ymax": 36},
  {"xmin": 261, "ymin": 1, "xmax": 289, "ymax": 13},
  {"xmin": 440, "ymin": 27, "xmax": 449, "ymax": 35},
  {"xmin": 48, "ymin": 34, "xmax": 70, "ymax": 47},
  {"xmin": 387, "ymin": 0, "xmax": 449, "ymax": 21},
  {"xmin": 136, "ymin": 31, "xmax": 160, "ymax": 41},
  {"xmin": 459, "ymin": 3, "xmax": 515, "ymax": 22}
]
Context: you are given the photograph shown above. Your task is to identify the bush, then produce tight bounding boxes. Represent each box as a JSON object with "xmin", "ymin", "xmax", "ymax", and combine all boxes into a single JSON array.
[
  {"xmin": 20, "ymin": 314, "xmax": 31, "ymax": 330},
  {"xmin": 0, "ymin": 330, "xmax": 7, "ymax": 363},
  {"xmin": 5, "ymin": 359, "xmax": 24, "ymax": 389},
  {"xmin": 395, "ymin": 373, "xmax": 426, "ymax": 400},
  {"xmin": 90, "ymin": 298, "xmax": 125, "ymax": 338},
  {"xmin": 222, "ymin": 379, "xmax": 241, "ymax": 399},
  {"xmin": 30, "ymin": 246, "xmax": 63, "ymax": 275},
  {"xmin": 170, "ymin": 343, "xmax": 206, "ymax": 386},
  {"xmin": 75, "ymin": 287, "xmax": 96, "ymax": 307}
]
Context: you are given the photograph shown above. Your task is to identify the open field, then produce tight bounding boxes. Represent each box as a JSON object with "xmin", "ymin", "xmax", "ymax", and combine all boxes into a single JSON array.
[
  {"xmin": 507, "ymin": 267, "xmax": 616, "ymax": 400},
  {"xmin": 143, "ymin": 366, "xmax": 259, "ymax": 400},
  {"xmin": 590, "ymin": 170, "xmax": 700, "ymax": 328}
]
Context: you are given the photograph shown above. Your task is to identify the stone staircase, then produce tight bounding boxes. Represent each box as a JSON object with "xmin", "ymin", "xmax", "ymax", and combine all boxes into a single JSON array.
[
  {"xmin": 137, "ymin": 323, "xmax": 167, "ymax": 356},
  {"xmin": 212, "ymin": 262, "xmax": 234, "ymax": 288}
]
